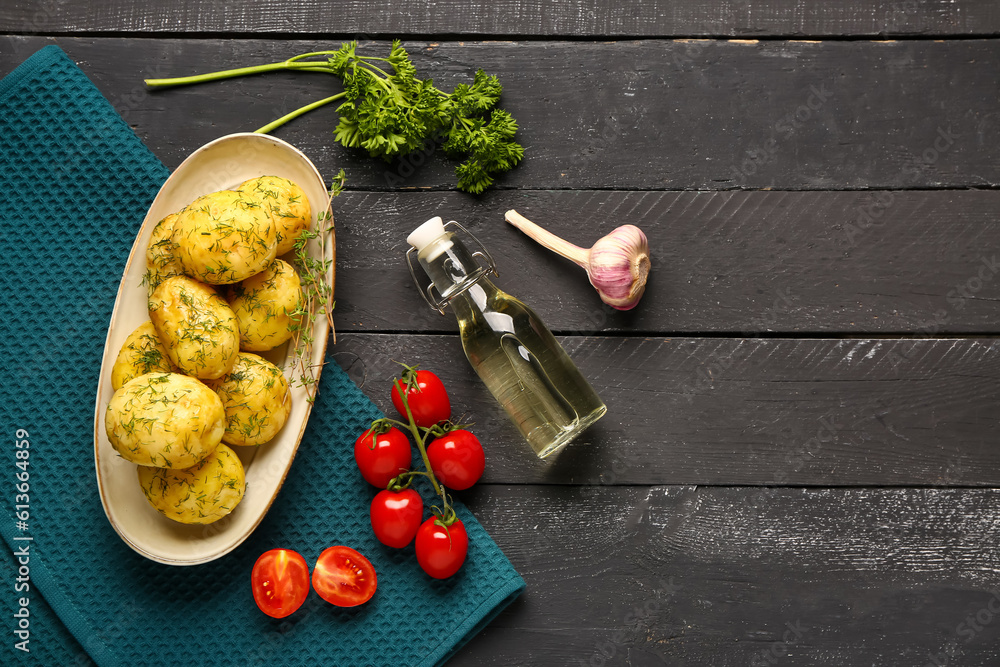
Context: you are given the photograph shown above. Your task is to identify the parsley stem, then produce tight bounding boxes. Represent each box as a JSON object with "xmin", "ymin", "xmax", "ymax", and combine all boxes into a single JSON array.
[
  {"xmin": 286, "ymin": 51, "xmax": 339, "ymax": 62},
  {"xmin": 358, "ymin": 56, "xmax": 450, "ymax": 99},
  {"xmin": 145, "ymin": 60, "xmax": 332, "ymax": 88},
  {"xmin": 357, "ymin": 61, "xmax": 394, "ymax": 81},
  {"xmin": 254, "ymin": 92, "xmax": 347, "ymax": 134}
]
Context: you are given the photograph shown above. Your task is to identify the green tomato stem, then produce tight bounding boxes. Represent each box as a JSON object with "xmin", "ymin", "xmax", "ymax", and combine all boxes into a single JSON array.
[
  {"xmin": 395, "ymin": 379, "xmax": 446, "ymax": 502},
  {"xmin": 254, "ymin": 92, "xmax": 347, "ymax": 134},
  {"xmin": 388, "ymin": 470, "xmax": 434, "ymax": 492},
  {"xmin": 379, "ymin": 417, "xmax": 412, "ymax": 431}
]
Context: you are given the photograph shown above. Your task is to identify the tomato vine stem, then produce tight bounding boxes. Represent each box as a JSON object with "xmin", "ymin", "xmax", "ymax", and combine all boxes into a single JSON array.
[{"xmin": 394, "ymin": 379, "xmax": 448, "ymax": 510}]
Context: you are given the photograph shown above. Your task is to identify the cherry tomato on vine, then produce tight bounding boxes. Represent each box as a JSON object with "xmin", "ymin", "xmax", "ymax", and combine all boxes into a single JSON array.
[
  {"xmin": 311, "ymin": 546, "xmax": 377, "ymax": 607},
  {"xmin": 354, "ymin": 426, "xmax": 412, "ymax": 488},
  {"xmin": 370, "ymin": 488, "xmax": 424, "ymax": 548},
  {"xmin": 415, "ymin": 517, "xmax": 468, "ymax": 579},
  {"xmin": 427, "ymin": 429, "xmax": 485, "ymax": 490},
  {"xmin": 250, "ymin": 548, "xmax": 310, "ymax": 618},
  {"xmin": 391, "ymin": 369, "xmax": 451, "ymax": 428}
]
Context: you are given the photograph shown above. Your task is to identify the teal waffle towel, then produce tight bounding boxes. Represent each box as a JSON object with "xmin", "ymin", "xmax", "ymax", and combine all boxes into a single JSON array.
[{"xmin": 0, "ymin": 45, "xmax": 524, "ymax": 667}]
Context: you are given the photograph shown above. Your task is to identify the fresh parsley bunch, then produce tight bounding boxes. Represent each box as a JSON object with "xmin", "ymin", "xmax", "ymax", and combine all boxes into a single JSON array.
[{"xmin": 147, "ymin": 41, "xmax": 524, "ymax": 194}]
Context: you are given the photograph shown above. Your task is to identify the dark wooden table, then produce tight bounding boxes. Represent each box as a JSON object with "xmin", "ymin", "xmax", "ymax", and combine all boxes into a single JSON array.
[{"xmin": 5, "ymin": 2, "xmax": 1000, "ymax": 665}]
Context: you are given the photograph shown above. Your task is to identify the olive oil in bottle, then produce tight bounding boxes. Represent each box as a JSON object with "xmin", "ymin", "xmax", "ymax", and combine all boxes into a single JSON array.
[{"xmin": 406, "ymin": 217, "xmax": 606, "ymax": 458}]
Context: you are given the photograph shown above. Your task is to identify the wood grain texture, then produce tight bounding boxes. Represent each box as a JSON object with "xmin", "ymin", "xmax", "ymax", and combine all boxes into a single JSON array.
[
  {"xmin": 330, "ymin": 189, "xmax": 1000, "ymax": 335},
  {"xmin": 4, "ymin": 3, "xmax": 1000, "ymax": 666},
  {"xmin": 3, "ymin": 0, "xmax": 999, "ymax": 37},
  {"xmin": 332, "ymin": 334, "xmax": 1000, "ymax": 486},
  {"xmin": 3, "ymin": 36, "xmax": 998, "ymax": 191},
  {"xmin": 449, "ymin": 485, "xmax": 1000, "ymax": 666}
]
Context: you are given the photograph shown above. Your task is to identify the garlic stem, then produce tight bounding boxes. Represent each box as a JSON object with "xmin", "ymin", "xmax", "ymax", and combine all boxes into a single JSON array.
[{"xmin": 504, "ymin": 209, "xmax": 590, "ymax": 268}]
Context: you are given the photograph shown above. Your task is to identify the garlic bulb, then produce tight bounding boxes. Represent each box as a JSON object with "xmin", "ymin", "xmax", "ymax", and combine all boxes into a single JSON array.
[{"xmin": 504, "ymin": 209, "xmax": 651, "ymax": 310}]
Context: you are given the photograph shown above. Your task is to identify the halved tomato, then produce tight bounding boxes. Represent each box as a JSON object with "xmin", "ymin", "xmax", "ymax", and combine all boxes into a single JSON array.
[
  {"xmin": 311, "ymin": 546, "xmax": 377, "ymax": 607},
  {"xmin": 251, "ymin": 548, "xmax": 310, "ymax": 618}
]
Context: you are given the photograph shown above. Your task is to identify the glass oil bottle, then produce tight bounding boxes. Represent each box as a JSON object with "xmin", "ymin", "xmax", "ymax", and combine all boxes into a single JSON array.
[{"xmin": 406, "ymin": 216, "xmax": 606, "ymax": 458}]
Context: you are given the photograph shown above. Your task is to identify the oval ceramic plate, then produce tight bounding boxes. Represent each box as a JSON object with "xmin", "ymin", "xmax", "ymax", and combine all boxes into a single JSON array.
[{"xmin": 93, "ymin": 133, "xmax": 335, "ymax": 565}]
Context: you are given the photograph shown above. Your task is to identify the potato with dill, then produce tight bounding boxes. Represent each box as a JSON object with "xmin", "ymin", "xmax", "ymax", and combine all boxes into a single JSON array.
[
  {"xmin": 238, "ymin": 175, "xmax": 312, "ymax": 256},
  {"xmin": 148, "ymin": 275, "xmax": 239, "ymax": 380},
  {"xmin": 171, "ymin": 189, "xmax": 277, "ymax": 284},
  {"xmin": 144, "ymin": 212, "xmax": 185, "ymax": 295},
  {"xmin": 206, "ymin": 353, "xmax": 291, "ymax": 447},
  {"xmin": 110, "ymin": 321, "xmax": 174, "ymax": 391},
  {"xmin": 105, "ymin": 372, "xmax": 225, "ymax": 469},
  {"xmin": 227, "ymin": 258, "xmax": 303, "ymax": 352},
  {"xmin": 137, "ymin": 442, "xmax": 246, "ymax": 524}
]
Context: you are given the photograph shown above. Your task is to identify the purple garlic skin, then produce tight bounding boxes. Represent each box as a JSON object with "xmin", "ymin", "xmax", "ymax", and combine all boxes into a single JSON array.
[{"xmin": 586, "ymin": 225, "xmax": 650, "ymax": 310}]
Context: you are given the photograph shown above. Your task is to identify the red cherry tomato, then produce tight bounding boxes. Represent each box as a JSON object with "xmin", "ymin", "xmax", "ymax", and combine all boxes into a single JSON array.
[
  {"xmin": 311, "ymin": 546, "xmax": 377, "ymax": 607},
  {"xmin": 354, "ymin": 426, "xmax": 412, "ymax": 488},
  {"xmin": 415, "ymin": 517, "xmax": 468, "ymax": 579},
  {"xmin": 370, "ymin": 488, "xmax": 424, "ymax": 548},
  {"xmin": 251, "ymin": 548, "xmax": 310, "ymax": 618},
  {"xmin": 391, "ymin": 369, "xmax": 451, "ymax": 428},
  {"xmin": 427, "ymin": 429, "xmax": 485, "ymax": 490}
]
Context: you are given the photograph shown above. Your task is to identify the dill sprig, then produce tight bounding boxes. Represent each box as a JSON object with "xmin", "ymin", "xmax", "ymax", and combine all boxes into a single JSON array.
[{"xmin": 287, "ymin": 169, "xmax": 345, "ymax": 399}]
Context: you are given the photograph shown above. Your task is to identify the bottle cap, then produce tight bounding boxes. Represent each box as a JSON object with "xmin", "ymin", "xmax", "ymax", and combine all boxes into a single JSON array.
[{"xmin": 407, "ymin": 216, "xmax": 453, "ymax": 260}]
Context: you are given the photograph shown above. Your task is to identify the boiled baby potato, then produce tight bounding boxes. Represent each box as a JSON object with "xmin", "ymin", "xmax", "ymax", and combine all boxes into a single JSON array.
[
  {"xmin": 105, "ymin": 372, "xmax": 225, "ymax": 469},
  {"xmin": 110, "ymin": 321, "xmax": 174, "ymax": 391},
  {"xmin": 148, "ymin": 275, "xmax": 239, "ymax": 380},
  {"xmin": 144, "ymin": 212, "xmax": 184, "ymax": 295},
  {"xmin": 238, "ymin": 175, "xmax": 312, "ymax": 256},
  {"xmin": 227, "ymin": 259, "xmax": 303, "ymax": 352},
  {"xmin": 137, "ymin": 442, "xmax": 246, "ymax": 524},
  {"xmin": 206, "ymin": 352, "xmax": 292, "ymax": 447},
  {"xmin": 171, "ymin": 189, "xmax": 277, "ymax": 284}
]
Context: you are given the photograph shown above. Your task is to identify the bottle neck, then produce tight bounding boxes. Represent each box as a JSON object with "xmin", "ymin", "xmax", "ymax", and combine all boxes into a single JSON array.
[{"xmin": 417, "ymin": 234, "xmax": 497, "ymax": 312}]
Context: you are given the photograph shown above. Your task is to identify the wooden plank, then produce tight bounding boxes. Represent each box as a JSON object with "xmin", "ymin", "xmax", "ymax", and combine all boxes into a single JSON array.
[
  {"xmin": 3, "ymin": 0, "xmax": 999, "ymax": 37},
  {"xmin": 330, "ymin": 190, "xmax": 1000, "ymax": 335},
  {"xmin": 449, "ymin": 485, "xmax": 1000, "ymax": 665},
  {"xmin": 3, "ymin": 36, "xmax": 999, "ymax": 191},
  {"xmin": 332, "ymin": 334, "xmax": 1000, "ymax": 486}
]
